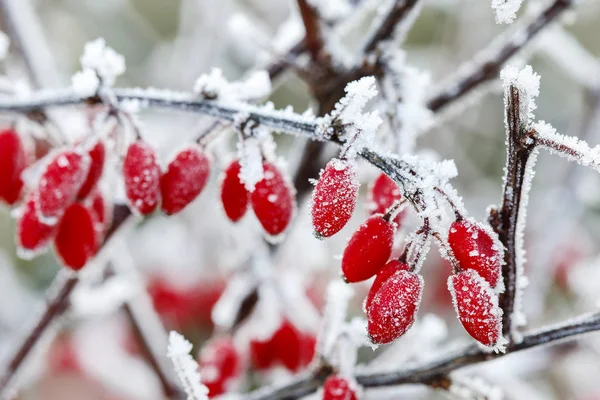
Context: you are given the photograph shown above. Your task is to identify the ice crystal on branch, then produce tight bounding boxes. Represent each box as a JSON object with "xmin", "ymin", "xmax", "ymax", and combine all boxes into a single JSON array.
[
  {"xmin": 167, "ymin": 331, "xmax": 209, "ymax": 400},
  {"xmin": 491, "ymin": 0, "xmax": 524, "ymax": 24},
  {"xmin": 194, "ymin": 68, "xmax": 271, "ymax": 102},
  {"xmin": 500, "ymin": 65, "xmax": 540, "ymax": 126},
  {"xmin": 80, "ymin": 38, "xmax": 125, "ymax": 86}
]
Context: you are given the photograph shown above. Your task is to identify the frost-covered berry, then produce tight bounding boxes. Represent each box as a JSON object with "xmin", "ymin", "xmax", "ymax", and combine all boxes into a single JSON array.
[
  {"xmin": 367, "ymin": 172, "xmax": 404, "ymax": 226},
  {"xmin": 54, "ymin": 203, "xmax": 100, "ymax": 270},
  {"xmin": 448, "ymin": 219, "xmax": 503, "ymax": 290},
  {"xmin": 160, "ymin": 145, "xmax": 211, "ymax": 215},
  {"xmin": 76, "ymin": 139, "xmax": 105, "ymax": 200},
  {"xmin": 198, "ymin": 337, "xmax": 241, "ymax": 397},
  {"xmin": 341, "ymin": 215, "xmax": 395, "ymax": 283},
  {"xmin": 311, "ymin": 158, "xmax": 359, "ymax": 239},
  {"xmin": 220, "ymin": 160, "xmax": 249, "ymax": 222},
  {"xmin": 36, "ymin": 149, "xmax": 90, "ymax": 223},
  {"xmin": 250, "ymin": 162, "xmax": 296, "ymax": 237},
  {"xmin": 250, "ymin": 337, "xmax": 276, "ymax": 370},
  {"xmin": 367, "ymin": 270, "xmax": 423, "ymax": 344},
  {"xmin": 448, "ymin": 269, "xmax": 503, "ymax": 349},
  {"xmin": 16, "ymin": 193, "xmax": 56, "ymax": 258},
  {"xmin": 364, "ymin": 259, "xmax": 409, "ymax": 311},
  {"xmin": 0, "ymin": 128, "xmax": 27, "ymax": 205},
  {"xmin": 88, "ymin": 190, "xmax": 112, "ymax": 238},
  {"xmin": 123, "ymin": 140, "xmax": 161, "ymax": 215},
  {"xmin": 322, "ymin": 376, "xmax": 358, "ymax": 400}
]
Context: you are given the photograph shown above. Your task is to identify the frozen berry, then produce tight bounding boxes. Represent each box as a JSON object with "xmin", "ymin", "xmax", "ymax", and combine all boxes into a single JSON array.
[
  {"xmin": 220, "ymin": 160, "xmax": 249, "ymax": 222},
  {"xmin": 76, "ymin": 140, "xmax": 105, "ymax": 200},
  {"xmin": 161, "ymin": 145, "xmax": 211, "ymax": 215},
  {"xmin": 367, "ymin": 172, "xmax": 404, "ymax": 226},
  {"xmin": 322, "ymin": 376, "xmax": 358, "ymax": 400},
  {"xmin": 54, "ymin": 203, "xmax": 100, "ymax": 270},
  {"xmin": 16, "ymin": 193, "xmax": 56, "ymax": 258},
  {"xmin": 250, "ymin": 162, "xmax": 295, "ymax": 237},
  {"xmin": 341, "ymin": 215, "xmax": 395, "ymax": 283},
  {"xmin": 198, "ymin": 337, "xmax": 241, "ymax": 397},
  {"xmin": 0, "ymin": 128, "xmax": 27, "ymax": 205},
  {"xmin": 250, "ymin": 337, "xmax": 276, "ymax": 370},
  {"xmin": 448, "ymin": 269, "xmax": 503, "ymax": 348},
  {"xmin": 311, "ymin": 159, "xmax": 359, "ymax": 239},
  {"xmin": 36, "ymin": 149, "xmax": 90, "ymax": 223},
  {"xmin": 448, "ymin": 220, "xmax": 503, "ymax": 290},
  {"xmin": 364, "ymin": 259, "xmax": 409, "ymax": 311},
  {"xmin": 367, "ymin": 270, "xmax": 423, "ymax": 344},
  {"xmin": 271, "ymin": 320, "xmax": 315, "ymax": 372},
  {"xmin": 123, "ymin": 140, "xmax": 161, "ymax": 215}
]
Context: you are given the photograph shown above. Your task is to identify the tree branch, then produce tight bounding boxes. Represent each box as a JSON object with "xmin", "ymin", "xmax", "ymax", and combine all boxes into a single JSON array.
[
  {"xmin": 426, "ymin": 0, "xmax": 573, "ymax": 113},
  {"xmin": 297, "ymin": 0, "xmax": 324, "ymax": 61},
  {"xmin": 362, "ymin": 0, "xmax": 421, "ymax": 53}
]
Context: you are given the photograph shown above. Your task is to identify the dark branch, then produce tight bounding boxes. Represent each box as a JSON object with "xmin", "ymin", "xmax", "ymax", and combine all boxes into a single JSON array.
[
  {"xmin": 363, "ymin": 0, "xmax": 420, "ymax": 53},
  {"xmin": 297, "ymin": 0, "xmax": 325, "ymax": 61},
  {"xmin": 427, "ymin": 0, "xmax": 573, "ymax": 113}
]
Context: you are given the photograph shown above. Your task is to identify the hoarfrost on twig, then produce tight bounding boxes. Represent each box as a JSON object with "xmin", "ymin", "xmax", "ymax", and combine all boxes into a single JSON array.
[{"xmin": 167, "ymin": 331, "xmax": 209, "ymax": 400}]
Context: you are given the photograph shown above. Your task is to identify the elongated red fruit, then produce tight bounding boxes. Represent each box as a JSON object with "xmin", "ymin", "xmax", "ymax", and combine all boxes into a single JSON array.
[
  {"xmin": 367, "ymin": 172, "xmax": 404, "ymax": 226},
  {"xmin": 220, "ymin": 160, "xmax": 249, "ymax": 222},
  {"xmin": 364, "ymin": 259, "xmax": 409, "ymax": 311},
  {"xmin": 271, "ymin": 320, "xmax": 315, "ymax": 372},
  {"xmin": 341, "ymin": 215, "xmax": 395, "ymax": 283},
  {"xmin": 161, "ymin": 145, "xmax": 211, "ymax": 215},
  {"xmin": 123, "ymin": 140, "xmax": 161, "ymax": 215},
  {"xmin": 16, "ymin": 193, "xmax": 56, "ymax": 258},
  {"xmin": 448, "ymin": 219, "xmax": 503, "ymax": 290},
  {"xmin": 198, "ymin": 337, "xmax": 241, "ymax": 397},
  {"xmin": 36, "ymin": 149, "xmax": 90, "ymax": 223},
  {"xmin": 0, "ymin": 128, "xmax": 27, "ymax": 205},
  {"xmin": 89, "ymin": 190, "xmax": 112, "ymax": 236},
  {"xmin": 448, "ymin": 269, "xmax": 503, "ymax": 348},
  {"xmin": 250, "ymin": 162, "xmax": 295, "ymax": 237},
  {"xmin": 77, "ymin": 139, "xmax": 105, "ymax": 200},
  {"xmin": 54, "ymin": 203, "xmax": 100, "ymax": 270},
  {"xmin": 311, "ymin": 159, "xmax": 359, "ymax": 239},
  {"xmin": 367, "ymin": 270, "xmax": 423, "ymax": 344},
  {"xmin": 322, "ymin": 376, "xmax": 358, "ymax": 400}
]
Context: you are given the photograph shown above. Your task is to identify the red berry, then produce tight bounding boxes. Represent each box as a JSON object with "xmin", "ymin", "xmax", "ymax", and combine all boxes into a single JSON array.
[
  {"xmin": 198, "ymin": 337, "xmax": 241, "ymax": 397},
  {"xmin": 76, "ymin": 140, "xmax": 105, "ymax": 200},
  {"xmin": 311, "ymin": 159, "xmax": 359, "ymax": 239},
  {"xmin": 123, "ymin": 141, "xmax": 161, "ymax": 215},
  {"xmin": 367, "ymin": 173, "xmax": 404, "ymax": 226},
  {"xmin": 88, "ymin": 190, "xmax": 112, "ymax": 236},
  {"xmin": 220, "ymin": 160, "xmax": 249, "ymax": 222},
  {"xmin": 250, "ymin": 162, "xmax": 295, "ymax": 237},
  {"xmin": 54, "ymin": 203, "xmax": 100, "ymax": 270},
  {"xmin": 271, "ymin": 320, "xmax": 314, "ymax": 372},
  {"xmin": 341, "ymin": 215, "xmax": 395, "ymax": 283},
  {"xmin": 364, "ymin": 259, "xmax": 409, "ymax": 311},
  {"xmin": 36, "ymin": 149, "xmax": 90, "ymax": 223},
  {"xmin": 448, "ymin": 270, "xmax": 503, "ymax": 348},
  {"xmin": 367, "ymin": 270, "xmax": 423, "ymax": 344},
  {"xmin": 0, "ymin": 129, "xmax": 27, "ymax": 205},
  {"xmin": 322, "ymin": 376, "xmax": 358, "ymax": 400},
  {"xmin": 161, "ymin": 145, "xmax": 211, "ymax": 215},
  {"xmin": 16, "ymin": 193, "xmax": 56, "ymax": 257},
  {"xmin": 250, "ymin": 337, "xmax": 276, "ymax": 370},
  {"xmin": 448, "ymin": 220, "xmax": 503, "ymax": 290}
]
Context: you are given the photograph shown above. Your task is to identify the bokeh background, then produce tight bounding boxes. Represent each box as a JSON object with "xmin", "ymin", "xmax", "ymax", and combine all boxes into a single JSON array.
[{"xmin": 1, "ymin": 0, "xmax": 600, "ymax": 398}]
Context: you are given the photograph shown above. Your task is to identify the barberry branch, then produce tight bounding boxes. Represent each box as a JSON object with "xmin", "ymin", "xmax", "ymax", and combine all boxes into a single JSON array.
[
  {"xmin": 297, "ymin": 0, "xmax": 325, "ymax": 61},
  {"xmin": 362, "ymin": 0, "xmax": 421, "ymax": 53},
  {"xmin": 426, "ymin": 0, "xmax": 573, "ymax": 113}
]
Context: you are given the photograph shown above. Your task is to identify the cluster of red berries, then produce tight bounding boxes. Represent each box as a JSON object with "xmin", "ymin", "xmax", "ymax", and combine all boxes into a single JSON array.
[
  {"xmin": 322, "ymin": 375, "xmax": 359, "ymax": 400},
  {"xmin": 220, "ymin": 159, "xmax": 296, "ymax": 237},
  {"xmin": 310, "ymin": 161, "xmax": 505, "ymax": 349},
  {"xmin": 1, "ymin": 126, "xmax": 111, "ymax": 270},
  {"xmin": 197, "ymin": 337, "xmax": 242, "ymax": 397}
]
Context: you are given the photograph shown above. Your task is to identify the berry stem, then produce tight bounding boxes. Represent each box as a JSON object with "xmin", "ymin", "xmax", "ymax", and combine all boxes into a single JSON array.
[{"xmin": 382, "ymin": 198, "xmax": 406, "ymax": 223}]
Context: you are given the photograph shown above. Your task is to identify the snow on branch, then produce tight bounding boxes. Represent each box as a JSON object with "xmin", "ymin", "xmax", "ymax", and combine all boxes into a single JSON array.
[
  {"xmin": 167, "ymin": 331, "xmax": 209, "ymax": 400},
  {"xmin": 533, "ymin": 120, "xmax": 600, "ymax": 173},
  {"xmin": 492, "ymin": 0, "xmax": 524, "ymax": 24},
  {"xmin": 71, "ymin": 38, "xmax": 125, "ymax": 95},
  {"xmin": 194, "ymin": 68, "xmax": 271, "ymax": 102},
  {"xmin": 500, "ymin": 65, "xmax": 540, "ymax": 127}
]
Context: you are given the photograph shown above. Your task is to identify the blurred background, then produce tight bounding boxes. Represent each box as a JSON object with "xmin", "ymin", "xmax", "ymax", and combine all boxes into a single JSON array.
[{"xmin": 0, "ymin": 0, "xmax": 600, "ymax": 399}]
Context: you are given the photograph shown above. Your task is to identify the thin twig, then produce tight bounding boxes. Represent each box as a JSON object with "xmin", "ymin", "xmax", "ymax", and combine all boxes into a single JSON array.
[
  {"xmin": 362, "ymin": 0, "xmax": 421, "ymax": 53},
  {"xmin": 297, "ymin": 0, "xmax": 324, "ymax": 61},
  {"xmin": 426, "ymin": 0, "xmax": 573, "ymax": 113}
]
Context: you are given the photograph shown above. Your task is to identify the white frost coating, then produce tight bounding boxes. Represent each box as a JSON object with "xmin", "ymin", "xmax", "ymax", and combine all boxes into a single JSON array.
[
  {"xmin": 451, "ymin": 375, "xmax": 504, "ymax": 400},
  {"xmin": 80, "ymin": 38, "xmax": 126, "ymax": 86},
  {"xmin": 0, "ymin": 31, "xmax": 9, "ymax": 60},
  {"xmin": 500, "ymin": 65, "xmax": 540, "ymax": 125},
  {"xmin": 211, "ymin": 271, "xmax": 257, "ymax": 329},
  {"xmin": 535, "ymin": 120, "xmax": 600, "ymax": 173},
  {"xmin": 307, "ymin": 0, "xmax": 351, "ymax": 21},
  {"xmin": 71, "ymin": 69, "xmax": 101, "ymax": 96},
  {"xmin": 167, "ymin": 331, "xmax": 209, "ymax": 400},
  {"xmin": 71, "ymin": 276, "xmax": 141, "ymax": 317},
  {"xmin": 318, "ymin": 280, "xmax": 354, "ymax": 359},
  {"xmin": 237, "ymin": 136, "xmax": 263, "ymax": 191},
  {"xmin": 319, "ymin": 76, "xmax": 382, "ymax": 159},
  {"xmin": 491, "ymin": 0, "xmax": 524, "ymax": 24},
  {"xmin": 194, "ymin": 68, "xmax": 271, "ymax": 102}
]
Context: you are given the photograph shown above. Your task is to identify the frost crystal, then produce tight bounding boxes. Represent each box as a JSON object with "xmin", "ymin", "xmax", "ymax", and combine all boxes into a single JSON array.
[
  {"xmin": 237, "ymin": 131, "xmax": 264, "ymax": 192},
  {"xmin": 71, "ymin": 69, "xmax": 101, "ymax": 96},
  {"xmin": 194, "ymin": 68, "xmax": 271, "ymax": 102},
  {"xmin": 80, "ymin": 38, "xmax": 126, "ymax": 86},
  {"xmin": 491, "ymin": 0, "xmax": 524, "ymax": 24},
  {"xmin": 500, "ymin": 65, "xmax": 540, "ymax": 126},
  {"xmin": 167, "ymin": 331, "xmax": 209, "ymax": 400},
  {"xmin": 307, "ymin": 0, "xmax": 352, "ymax": 21}
]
